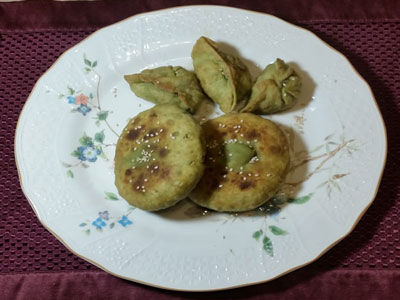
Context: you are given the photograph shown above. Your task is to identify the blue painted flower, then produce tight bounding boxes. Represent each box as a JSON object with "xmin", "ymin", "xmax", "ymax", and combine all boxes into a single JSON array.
[
  {"xmin": 92, "ymin": 217, "xmax": 106, "ymax": 229},
  {"xmin": 77, "ymin": 104, "xmax": 92, "ymax": 116},
  {"xmin": 77, "ymin": 145, "xmax": 101, "ymax": 162},
  {"xmin": 99, "ymin": 210, "xmax": 109, "ymax": 221},
  {"xmin": 67, "ymin": 96, "xmax": 76, "ymax": 104},
  {"xmin": 118, "ymin": 215, "xmax": 132, "ymax": 227}
]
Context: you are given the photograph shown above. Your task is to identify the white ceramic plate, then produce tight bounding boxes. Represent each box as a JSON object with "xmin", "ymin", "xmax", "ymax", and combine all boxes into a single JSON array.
[{"xmin": 15, "ymin": 6, "xmax": 386, "ymax": 291}]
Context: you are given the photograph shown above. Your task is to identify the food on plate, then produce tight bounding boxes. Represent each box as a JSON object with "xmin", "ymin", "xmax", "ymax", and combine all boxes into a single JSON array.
[
  {"xmin": 191, "ymin": 36, "xmax": 252, "ymax": 113},
  {"xmin": 241, "ymin": 58, "xmax": 301, "ymax": 114},
  {"xmin": 189, "ymin": 113, "xmax": 290, "ymax": 212},
  {"xmin": 124, "ymin": 66, "xmax": 207, "ymax": 113},
  {"xmin": 114, "ymin": 104, "xmax": 205, "ymax": 211}
]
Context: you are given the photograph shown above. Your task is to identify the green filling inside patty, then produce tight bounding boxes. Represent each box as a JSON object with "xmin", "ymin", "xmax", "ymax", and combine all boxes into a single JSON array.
[{"xmin": 224, "ymin": 142, "xmax": 256, "ymax": 171}]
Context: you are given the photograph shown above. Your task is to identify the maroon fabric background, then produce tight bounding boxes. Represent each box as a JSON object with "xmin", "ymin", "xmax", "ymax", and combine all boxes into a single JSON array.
[{"xmin": 1, "ymin": 0, "xmax": 400, "ymax": 299}]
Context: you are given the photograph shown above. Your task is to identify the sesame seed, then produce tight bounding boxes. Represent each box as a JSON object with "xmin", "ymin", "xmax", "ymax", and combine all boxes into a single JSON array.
[
  {"xmin": 229, "ymin": 168, "xmax": 233, "ymax": 172},
  {"xmin": 223, "ymin": 174, "xmax": 227, "ymax": 178},
  {"xmin": 131, "ymin": 166, "xmax": 135, "ymax": 169},
  {"xmin": 154, "ymin": 165, "xmax": 159, "ymax": 169},
  {"xmin": 228, "ymin": 153, "xmax": 233, "ymax": 157},
  {"xmin": 144, "ymin": 140, "xmax": 149, "ymax": 143},
  {"xmin": 239, "ymin": 166, "xmax": 243, "ymax": 170},
  {"xmin": 248, "ymin": 173, "xmax": 252, "ymax": 176},
  {"xmin": 152, "ymin": 158, "xmax": 156, "ymax": 161},
  {"xmin": 156, "ymin": 121, "xmax": 160, "ymax": 125},
  {"xmin": 234, "ymin": 130, "xmax": 239, "ymax": 133},
  {"xmin": 146, "ymin": 165, "xmax": 150, "ymax": 169},
  {"xmin": 133, "ymin": 147, "xmax": 137, "ymax": 151},
  {"xmin": 255, "ymin": 173, "xmax": 259, "ymax": 177},
  {"xmin": 240, "ymin": 134, "xmax": 244, "ymax": 137},
  {"xmin": 147, "ymin": 145, "xmax": 151, "ymax": 148},
  {"xmin": 141, "ymin": 186, "xmax": 145, "ymax": 189},
  {"xmin": 218, "ymin": 184, "xmax": 223, "ymax": 188},
  {"xmin": 144, "ymin": 178, "xmax": 148, "ymax": 182},
  {"xmin": 254, "ymin": 139, "xmax": 258, "ymax": 142},
  {"xmin": 239, "ymin": 171, "xmax": 243, "ymax": 175},
  {"xmin": 136, "ymin": 186, "xmax": 140, "ymax": 190},
  {"xmin": 243, "ymin": 177, "xmax": 247, "ymax": 181},
  {"xmin": 129, "ymin": 179, "xmax": 133, "ymax": 183},
  {"xmin": 164, "ymin": 146, "xmax": 168, "ymax": 149},
  {"xmin": 240, "ymin": 119, "xmax": 243, "ymax": 123},
  {"xmin": 266, "ymin": 173, "xmax": 271, "ymax": 177},
  {"xmin": 142, "ymin": 189, "xmax": 146, "ymax": 193},
  {"xmin": 159, "ymin": 128, "xmax": 164, "ymax": 132},
  {"xmin": 138, "ymin": 126, "xmax": 142, "ymax": 129}
]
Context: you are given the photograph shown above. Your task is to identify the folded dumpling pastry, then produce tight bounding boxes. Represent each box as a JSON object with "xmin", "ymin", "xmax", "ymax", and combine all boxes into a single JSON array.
[
  {"xmin": 114, "ymin": 104, "xmax": 205, "ymax": 211},
  {"xmin": 124, "ymin": 66, "xmax": 207, "ymax": 113},
  {"xmin": 241, "ymin": 58, "xmax": 301, "ymax": 114},
  {"xmin": 190, "ymin": 113, "xmax": 290, "ymax": 212},
  {"xmin": 192, "ymin": 37, "xmax": 252, "ymax": 113}
]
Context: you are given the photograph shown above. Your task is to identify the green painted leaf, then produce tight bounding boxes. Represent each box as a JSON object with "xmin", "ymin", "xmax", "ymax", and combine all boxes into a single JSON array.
[
  {"xmin": 62, "ymin": 162, "xmax": 72, "ymax": 168},
  {"xmin": 66, "ymin": 170, "xmax": 74, "ymax": 178},
  {"xmin": 71, "ymin": 150, "xmax": 80, "ymax": 157},
  {"xmin": 110, "ymin": 222, "xmax": 115, "ymax": 229},
  {"xmin": 81, "ymin": 162, "xmax": 90, "ymax": 168},
  {"xmin": 95, "ymin": 120, "xmax": 100, "ymax": 127},
  {"xmin": 262, "ymin": 236, "xmax": 273, "ymax": 256},
  {"xmin": 105, "ymin": 191, "xmax": 119, "ymax": 201},
  {"xmin": 96, "ymin": 145, "xmax": 108, "ymax": 161},
  {"xmin": 79, "ymin": 223, "xmax": 87, "ymax": 227},
  {"xmin": 288, "ymin": 193, "xmax": 312, "ymax": 204},
  {"xmin": 92, "ymin": 61, "xmax": 97, "ymax": 68},
  {"xmin": 84, "ymin": 67, "xmax": 91, "ymax": 72},
  {"xmin": 58, "ymin": 94, "xmax": 64, "ymax": 99},
  {"xmin": 94, "ymin": 131, "xmax": 105, "ymax": 143},
  {"xmin": 79, "ymin": 133, "xmax": 93, "ymax": 146},
  {"xmin": 252, "ymin": 230, "xmax": 263, "ymax": 241},
  {"xmin": 89, "ymin": 93, "xmax": 93, "ymax": 99},
  {"xmin": 67, "ymin": 87, "xmax": 75, "ymax": 95},
  {"xmin": 269, "ymin": 225, "xmax": 288, "ymax": 236},
  {"xmin": 331, "ymin": 180, "xmax": 341, "ymax": 191},
  {"xmin": 97, "ymin": 111, "xmax": 109, "ymax": 121},
  {"xmin": 85, "ymin": 229, "xmax": 90, "ymax": 235},
  {"xmin": 84, "ymin": 58, "xmax": 92, "ymax": 67}
]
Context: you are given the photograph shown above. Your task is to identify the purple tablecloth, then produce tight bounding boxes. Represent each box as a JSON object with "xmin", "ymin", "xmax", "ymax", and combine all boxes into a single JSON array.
[{"xmin": 1, "ymin": 1, "xmax": 400, "ymax": 299}]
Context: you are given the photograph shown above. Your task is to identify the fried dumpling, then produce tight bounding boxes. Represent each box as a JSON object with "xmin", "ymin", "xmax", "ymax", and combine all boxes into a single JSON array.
[
  {"xmin": 124, "ymin": 66, "xmax": 207, "ymax": 113},
  {"xmin": 191, "ymin": 36, "xmax": 252, "ymax": 113},
  {"xmin": 241, "ymin": 58, "xmax": 301, "ymax": 114}
]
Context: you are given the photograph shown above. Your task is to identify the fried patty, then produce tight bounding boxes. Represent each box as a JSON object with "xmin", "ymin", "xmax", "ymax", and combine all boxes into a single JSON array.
[
  {"xmin": 189, "ymin": 113, "xmax": 289, "ymax": 212},
  {"xmin": 114, "ymin": 104, "xmax": 205, "ymax": 211}
]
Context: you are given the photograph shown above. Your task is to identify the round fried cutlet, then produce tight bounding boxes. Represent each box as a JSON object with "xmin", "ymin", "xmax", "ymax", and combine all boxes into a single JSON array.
[
  {"xmin": 189, "ymin": 113, "xmax": 289, "ymax": 212},
  {"xmin": 114, "ymin": 104, "xmax": 205, "ymax": 211}
]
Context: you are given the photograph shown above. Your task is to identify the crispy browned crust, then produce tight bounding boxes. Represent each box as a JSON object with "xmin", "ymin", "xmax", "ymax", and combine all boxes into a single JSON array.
[
  {"xmin": 114, "ymin": 104, "xmax": 204, "ymax": 211},
  {"xmin": 190, "ymin": 113, "xmax": 289, "ymax": 212}
]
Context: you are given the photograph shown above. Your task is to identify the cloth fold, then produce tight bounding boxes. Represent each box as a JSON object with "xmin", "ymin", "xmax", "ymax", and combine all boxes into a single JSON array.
[
  {"xmin": 1, "ymin": 269, "xmax": 400, "ymax": 299},
  {"xmin": 1, "ymin": 0, "xmax": 400, "ymax": 30}
]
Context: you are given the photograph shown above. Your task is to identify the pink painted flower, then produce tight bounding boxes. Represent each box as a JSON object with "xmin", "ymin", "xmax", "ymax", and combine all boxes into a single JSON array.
[{"xmin": 75, "ymin": 94, "xmax": 89, "ymax": 105}]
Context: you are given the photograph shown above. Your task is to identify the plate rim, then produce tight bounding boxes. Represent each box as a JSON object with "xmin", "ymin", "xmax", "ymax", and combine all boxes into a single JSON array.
[{"xmin": 14, "ymin": 5, "xmax": 388, "ymax": 291}]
